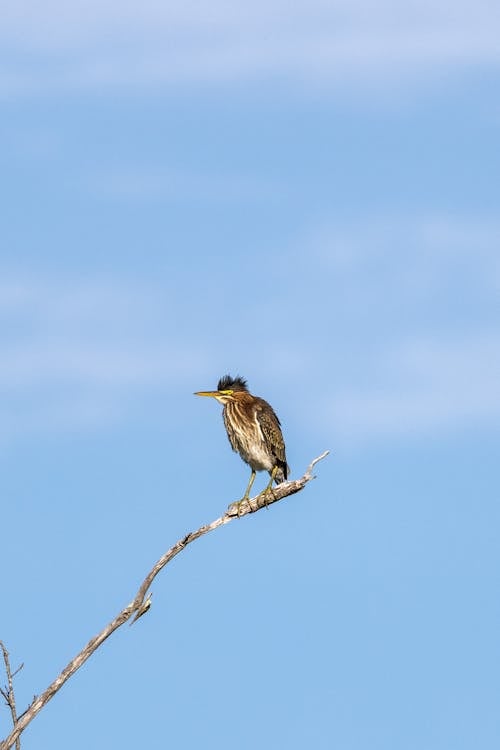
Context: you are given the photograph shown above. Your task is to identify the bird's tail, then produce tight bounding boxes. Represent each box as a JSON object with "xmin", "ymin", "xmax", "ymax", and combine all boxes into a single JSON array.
[{"xmin": 274, "ymin": 462, "xmax": 290, "ymax": 484}]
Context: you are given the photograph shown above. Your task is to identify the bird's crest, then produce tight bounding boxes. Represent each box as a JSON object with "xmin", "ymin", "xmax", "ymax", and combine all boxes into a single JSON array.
[{"xmin": 217, "ymin": 374, "xmax": 248, "ymax": 392}]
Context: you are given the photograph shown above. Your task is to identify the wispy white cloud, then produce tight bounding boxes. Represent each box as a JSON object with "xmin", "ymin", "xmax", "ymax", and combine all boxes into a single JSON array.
[
  {"xmin": 0, "ymin": 276, "xmax": 204, "ymax": 377},
  {"xmin": 87, "ymin": 167, "xmax": 287, "ymax": 203},
  {"xmin": 1, "ymin": 0, "xmax": 498, "ymax": 95},
  {"xmin": 306, "ymin": 214, "xmax": 500, "ymax": 313},
  {"xmin": 326, "ymin": 333, "xmax": 500, "ymax": 443},
  {"xmin": 312, "ymin": 214, "xmax": 500, "ymax": 266},
  {"xmin": 0, "ymin": 275, "xmax": 207, "ymax": 440},
  {"xmin": 1, "ymin": 211, "xmax": 498, "ymax": 445},
  {"xmin": 290, "ymin": 214, "xmax": 500, "ymax": 442}
]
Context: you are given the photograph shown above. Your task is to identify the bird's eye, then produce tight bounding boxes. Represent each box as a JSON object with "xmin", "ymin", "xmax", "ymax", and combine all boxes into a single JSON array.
[{"xmin": 219, "ymin": 390, "xmax": 233, "ymax": 395}]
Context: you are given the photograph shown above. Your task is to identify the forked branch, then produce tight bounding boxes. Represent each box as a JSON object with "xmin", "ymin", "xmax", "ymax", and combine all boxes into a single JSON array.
[
  {"xmin": 0, "ymin": 451, "xmax": 329, "ymax": 750},
  {"xmin": 0, "ymin": 642, "xmax": 23, "ymax": 750}
]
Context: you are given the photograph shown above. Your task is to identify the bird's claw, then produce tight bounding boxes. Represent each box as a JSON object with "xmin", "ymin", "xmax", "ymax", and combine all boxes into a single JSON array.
[
  {"xmin": 227, "ymin": 497, "xmax": 251, "ymax": 516},
  {"xmin": 262, "ymin": 488, "xmax": 273, "ymax": 508}
]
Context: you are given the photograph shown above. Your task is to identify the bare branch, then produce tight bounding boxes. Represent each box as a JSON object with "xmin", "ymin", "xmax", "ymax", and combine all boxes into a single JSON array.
[
  {"xmin": 0, "ymin": 642, "xmax": 23, "ymax": 750},
  {"xmin": 0, "ymin": 451, "xmax": 329, "ymax": 750}
]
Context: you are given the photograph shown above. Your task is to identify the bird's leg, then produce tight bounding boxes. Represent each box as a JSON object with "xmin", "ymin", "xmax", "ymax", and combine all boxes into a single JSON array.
[
  {"xmin": 228, "ymin": 470, "xmax": 256, "ymax": 516},
  {"xmin": 261, "ymin": 466, "xmax": 279, "ymax": 507},
  {"xmin": 243, "ymin": 469, "xmax": 257, "ymax": 500},
  {"xmin": 265, "ymin": 466, "xmax": 278, "ymax": 491}
]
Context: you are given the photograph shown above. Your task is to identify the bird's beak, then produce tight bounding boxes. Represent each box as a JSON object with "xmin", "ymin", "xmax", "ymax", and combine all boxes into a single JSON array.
[{"xmin": 194, "ymin": 390, "xmax": 219, "ymax": 398}]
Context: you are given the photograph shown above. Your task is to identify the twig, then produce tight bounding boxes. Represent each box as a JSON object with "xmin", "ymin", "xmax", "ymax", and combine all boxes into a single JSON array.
[
  {"xmin": 0, "ymin": 642, "xmax": 23, "ymax": 750},
  {"xmin": 0, "ymin": 451, "xmax": 329, "ymax": 750}
]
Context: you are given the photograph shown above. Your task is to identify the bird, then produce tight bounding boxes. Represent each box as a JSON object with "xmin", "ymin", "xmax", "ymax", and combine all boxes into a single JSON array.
[{"xmin": 194, "ymin": 374, "xmax": 288, "ymax": 503}]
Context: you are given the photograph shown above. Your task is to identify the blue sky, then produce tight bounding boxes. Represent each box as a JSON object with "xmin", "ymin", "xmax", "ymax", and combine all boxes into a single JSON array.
[{"xmin": 1, "ymin": 2, "xmax": 499, "ymax": 748}]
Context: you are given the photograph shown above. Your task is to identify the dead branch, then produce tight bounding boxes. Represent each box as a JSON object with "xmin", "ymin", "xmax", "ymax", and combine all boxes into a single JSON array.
[
  {"xmin": 0, "ymin": 450, "xmax": 329, "ymax": 750},
  {"xmin": 0, "ymin": 642, "xmax": 23, "ymax": 750}
]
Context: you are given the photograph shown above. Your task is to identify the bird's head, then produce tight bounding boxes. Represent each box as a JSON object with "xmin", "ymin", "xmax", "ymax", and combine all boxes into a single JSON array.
[{"xmin": 194, "ymin": 374, "xmax": 248, "ymax": 404}]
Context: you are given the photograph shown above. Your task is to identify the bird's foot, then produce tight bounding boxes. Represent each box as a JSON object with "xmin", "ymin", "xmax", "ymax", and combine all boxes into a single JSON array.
[
  {"xmin": 227, "ymin": 496, "xmax": 251, "ymax": 517},
  {"xmin": 261, "ymin": 488, "xmax": 274, "ymax": 508}
]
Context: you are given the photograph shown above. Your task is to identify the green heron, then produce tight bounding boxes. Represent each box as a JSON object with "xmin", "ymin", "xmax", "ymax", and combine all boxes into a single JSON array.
[{"xmin": 195, "ymin": 374, "xmax": 288, "ymax": 501}]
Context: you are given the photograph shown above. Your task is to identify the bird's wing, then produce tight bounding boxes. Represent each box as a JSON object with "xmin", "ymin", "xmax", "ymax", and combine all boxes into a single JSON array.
[{"xmin": 255, "ymin": 400, "xmax": 287, "ymax": 465}]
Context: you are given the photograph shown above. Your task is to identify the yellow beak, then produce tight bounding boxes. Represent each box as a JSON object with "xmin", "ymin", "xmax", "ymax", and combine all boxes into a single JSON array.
[{"xmin": 194, "ymin": 390, "xmax": 219, "ymax": 397}]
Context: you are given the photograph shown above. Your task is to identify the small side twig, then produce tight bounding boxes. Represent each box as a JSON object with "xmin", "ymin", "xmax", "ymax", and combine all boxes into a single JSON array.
[
  {"xmin": 0, "ymin": 641, "xmax": 23, "ymax": 750},
  {"xmin": 0, "ymin": 450, "xmax": 329, "ymax": 750}
]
